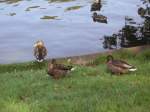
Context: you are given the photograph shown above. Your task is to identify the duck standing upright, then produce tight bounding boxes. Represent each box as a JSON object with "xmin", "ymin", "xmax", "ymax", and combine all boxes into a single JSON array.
[
  {"xmin": 47, "ymin": 59, "xmax": 75, "ymax": 79},
  {"xmin": 33, "ymin": 40, "xmax": 47, "ymax": 62},
  {"xmin": 106, "ymin": 55, "xmax": 137, "ymax": 75}
]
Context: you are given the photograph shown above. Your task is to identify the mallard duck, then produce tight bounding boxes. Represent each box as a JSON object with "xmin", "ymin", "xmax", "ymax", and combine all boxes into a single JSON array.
[
  {"xmin": 92, "ymin": 12, "xmax": 107, "ymax": 23},
  {"xmin": 91, "ymin": 0, "xmax": 102, "ymax": 11},
  {"xmin": 47, "ymin": 59, "xmax": 75, "ymax": 79},
  {"xmin": 33, "ymin": 40, "xmax": 47, "ymax": 62},
  {"xmin": 106, "ymin": 55, "xmax": 137, "ymax": 75}
]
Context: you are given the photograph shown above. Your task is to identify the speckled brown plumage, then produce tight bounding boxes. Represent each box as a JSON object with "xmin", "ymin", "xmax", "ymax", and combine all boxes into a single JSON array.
[
  {"xmin": 106, "ymin": 55, "xmax": 137, "ymax": 75},
  {"xmin": 47, "ymin": 59, "xmax": 75, "ymax": 79},
  {"xmin": 33, "ymin": 40, "xmax": 47, "ymax": 62}
]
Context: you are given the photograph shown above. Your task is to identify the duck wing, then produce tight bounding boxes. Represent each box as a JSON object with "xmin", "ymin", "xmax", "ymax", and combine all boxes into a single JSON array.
[
  {"xmin": 33, "ymin": 47, "xmax": 39, "ymax": 58},
  {"xmin": 48, "ymin": 69, "xmax": 67, "ymax": 79},
  {"xmin": 112, "ymin": 60, "xmax": 134, "ymax": 69},
  {"xmin": 38, "ymin": 47, "xmax": 47, "ymax": 58},
  {"xmin": 107, "ymin": 62, "xmax": 128, "ymax": 74},
  {"xmin": 54, "ymin": 64, "xmax": 73, "ymax": 71}
]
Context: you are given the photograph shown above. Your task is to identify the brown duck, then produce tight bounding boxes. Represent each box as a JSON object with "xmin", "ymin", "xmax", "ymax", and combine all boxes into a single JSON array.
[
  {"xmin": 92, "ymin": 12, "xmax": 107, "ymax": 24},
  {"xmin": 91, "ymin": 0, "xmax": 102, "ymax": 11},
  {"xmin": 33, "ymin": 40, "xmax": 47, "ymax": 62},
  {"xmin": 106, "ymin": 55, "xmax": 137, "ymax": 75},
  {"xmin": 47, "ymin": 59, "xmax": 75, "ymax": 79}
]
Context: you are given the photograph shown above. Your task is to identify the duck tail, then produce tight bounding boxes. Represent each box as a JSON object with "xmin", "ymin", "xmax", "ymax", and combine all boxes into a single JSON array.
[
  {"xmin": 37, "ymin": 59, "xmax": 44, "ymax": 62},
  {"xmin": 129, "ymin": 67, "xmax": 137, "ymax": 72},
  {"xmin": 71, "ymin": 67, "xmax": 76, "ymax": 71}
]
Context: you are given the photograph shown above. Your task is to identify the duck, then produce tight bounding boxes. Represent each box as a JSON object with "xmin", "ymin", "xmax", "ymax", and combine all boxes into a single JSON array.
[
  {"xmin": 106, "ymin": 55, "xmax": 137, "ymax": 75},
  {"xmin": 91, "ymin": 0, "xmax": 102, "ymax": 11},
  {"xmin": 33, "ymin": 40, "xmax": 47, "ymax": 62},
  {"xmin": 92, "ymin": 12, "xmax": 107, "ymax": 23},
  {"xmin": 47, "ymin": 59, "xmax": 75, "ymax": 79}
]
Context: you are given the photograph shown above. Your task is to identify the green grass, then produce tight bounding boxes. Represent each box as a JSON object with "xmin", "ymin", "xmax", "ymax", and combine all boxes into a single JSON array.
[{"xmin": 0, "ymin": 49, "xmax": 150, "ymax": 112}]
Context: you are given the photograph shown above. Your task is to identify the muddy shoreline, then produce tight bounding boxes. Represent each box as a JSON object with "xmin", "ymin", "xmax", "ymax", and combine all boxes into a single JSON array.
[{"xmin": 49, "ymin": 45, "xmax": 150, "ymax": 65}]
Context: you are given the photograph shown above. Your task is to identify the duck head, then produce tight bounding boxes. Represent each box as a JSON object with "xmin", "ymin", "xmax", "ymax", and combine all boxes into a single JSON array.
[
  {"xmin": 48, "ymin": 59, "xmax": 56, "ymax": 70},
  {"xmin": 34, "ymin": 40, "xmax": 44, "ymax": 49},
  {"xmin": 93, "ymin": 12, "xmax": 98, "ymax": 16},
  {"xmin": 106, "ymin": 55, "xmax": 114, "ymax": 62},
  {"xmin": 94, "ymin": 0, "xmax": 101, "ymax": 3},
  {"xmin": 93, "ymin": 12, "xmax": 97, "ymax": 22}
]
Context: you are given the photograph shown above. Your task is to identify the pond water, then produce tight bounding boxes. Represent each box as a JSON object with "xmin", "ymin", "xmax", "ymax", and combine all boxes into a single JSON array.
[{"xmin": 0, "ymin": 0, "xmax": 142, "ymax": 64}]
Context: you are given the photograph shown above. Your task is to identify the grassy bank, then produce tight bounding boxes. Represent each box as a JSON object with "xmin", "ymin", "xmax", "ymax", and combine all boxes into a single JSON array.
[{"xmin": 0, "ymin": 49, "xmax": 150, "ymax": 112}]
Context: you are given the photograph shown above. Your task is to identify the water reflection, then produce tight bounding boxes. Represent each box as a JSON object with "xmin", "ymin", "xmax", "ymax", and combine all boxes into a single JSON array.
[
  {"xmin": 8, "ymin": 12, "xmax": 16, "ymax": 16},
  {"xmin": 47, "ymin": 0, "xmax": 75, "ymax": 3},
  {"xmin": 103, "ymin": 35, "xmax": 117, "ymax": 49},
  {"xmin": 0, "ymin": 0, "xmax": 75, "ymax": 4},
  {"xmin": 143, "ymin": 16, "xmax": 150, "ymax": 39},
  {"xmin": 25, "ymin": 6, "xmax": 40, "ymax": 11},
  {"xmin": 40, "ymin": 16, "xmax": 59, "ymax": 20},
  {"xmin": 103, "ymin": 0, "xmax": 150, "ymax": 49},
  {"xmin": 65, "ymin": 5, "xmax": 83, "ymax": 11},
  {"xmin": 0, "ymin": 0, "xmax": 21, "ymax": 4}
]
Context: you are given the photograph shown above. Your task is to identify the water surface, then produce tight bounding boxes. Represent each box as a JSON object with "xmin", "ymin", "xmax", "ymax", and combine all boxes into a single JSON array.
[{"xmin": 0, "ymin": 0, "xmax": 142, "ymax": 64}]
